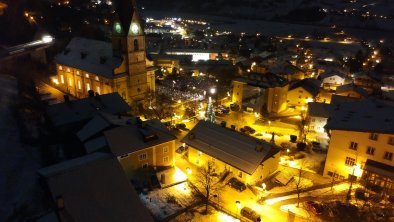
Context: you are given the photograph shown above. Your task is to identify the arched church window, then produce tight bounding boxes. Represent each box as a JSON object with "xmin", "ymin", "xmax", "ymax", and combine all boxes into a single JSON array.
[{"xmin": 134, "ymin": 39, "xmax": 139, "ymax": 51}]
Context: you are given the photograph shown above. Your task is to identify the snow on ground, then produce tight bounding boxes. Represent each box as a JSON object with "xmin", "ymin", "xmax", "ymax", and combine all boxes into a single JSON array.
[
  {"xmin": 169, "ymin": 205, "xmax": 240, "ymax": 222},
  {"xmin": 0, "ymin": 74, "xmax": 44, "ymax": 221},
  {"xmin": 139, "ymin": 182, "xmax": 201, "ymax": 220}
]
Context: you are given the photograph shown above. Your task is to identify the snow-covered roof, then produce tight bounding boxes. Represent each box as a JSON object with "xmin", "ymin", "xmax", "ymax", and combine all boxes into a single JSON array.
[
  {"xmin": 77, "ymin": 114, "xmax": 112, "ymax": 142},
  {"xmin": 105, "ymin": 119, "xmax": 177, "ymax": 156},
  {"xmin": 307, "ymin": 102, "xmax": 332, "ymax": 118},
  {"xmin": 289, "ymin": 78, "xmax": 321, "ymax": 97},
  {"xmin": 336, "ymin": 84, "xmax": 368, "ymax": 97},
  {"xmin": 46, "ymin": 93, "xmax": 130, "ymax": 127},
  {"xmin": 55, "ymin": 37, "xmax": 123, "ymax": 78},
  {"xmin": 38, "ymin": 153, "xmax": 154, "ymax": 222},
  {"xmin": 319, "ymin": 70, "xmax": 346, "ymax": 79},
  {"xmin": 182, "ymin": 121, "xmax": 280, "ymax": 175},
  {"xmin": 84, "ymin": 136, "xmax": 107, "ymax": 154},
  {"xmin": 325, "ymin": 99, "xmax": 394, "ymax": 133},
  {"xmin": 235, "ymin": 72, "xmax": 289, "ymax": 88}
]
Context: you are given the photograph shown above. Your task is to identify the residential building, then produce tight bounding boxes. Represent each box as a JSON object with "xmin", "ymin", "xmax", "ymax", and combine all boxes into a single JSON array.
[
  {"xmin": 182, "ymin": 121, "xmax": 281, "ymax": 185},
  {"xmin": 46, "ymin": 93, "xmax": 130, "ymax": 130},
  {"xmin": 353, "ymin": 72, "xmax": 382, "ymax": 94},
  {"xmin": 287, "ymin": 78, "xmax": 321, "ymax": 107},
  {"xmin": 104, "ymin": 119, "xmax": 177, "ymax": 179},
  {"xmin": 318, "ymin": 70, "xmax": 346, "ymax": 90},
  {"xmin": 232, "ymin": 73, "xmax": 289, "ymax": 114},
  {"xmin": 335, "ymin": 84, "xmax": 368, "ymax": 99},
  {"xmin": 38, "ymin": 152, "xmax": 154, "ymax": 222},
  {"xmin": 307, "ymin": 102, "xmax": 332, "ymax": 133},
  {"xmin": 269, "ymin": 63, "xmax": 305, "ymax": 81},
  {"xmin": 53, "ymin": 0, "xmax": 155, "ymax": 104},
  {"xmin": 323, "ymin": 100, "xmax": 394, "ymax": 195}
]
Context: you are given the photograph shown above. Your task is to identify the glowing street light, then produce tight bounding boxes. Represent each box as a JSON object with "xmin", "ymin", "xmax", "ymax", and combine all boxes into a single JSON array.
[
  {"xmin": 235, "ymin": 200, "xmax": 241, "ymax": 217},
  {"xmin": 42, "ymin": 35, "xmax": 54, "ymax": 43},
  {"xmin": 210, "ymin": 88, "xmax": 216, "ymax": 94},
  {"xmin": 262, "ymin": 183, "xmax": 266, "ymax": 191}
]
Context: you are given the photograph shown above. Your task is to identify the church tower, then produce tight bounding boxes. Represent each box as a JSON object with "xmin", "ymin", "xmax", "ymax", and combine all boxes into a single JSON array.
[{"xmin": 112, "ymin": 0, "xmax": 149, "ymax": 104}]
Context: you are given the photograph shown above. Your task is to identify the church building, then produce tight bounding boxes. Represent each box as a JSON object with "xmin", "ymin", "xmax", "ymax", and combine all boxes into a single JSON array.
[{"xmin": 53, "ymin": 0, "xmax": 155, "ymax": 105}]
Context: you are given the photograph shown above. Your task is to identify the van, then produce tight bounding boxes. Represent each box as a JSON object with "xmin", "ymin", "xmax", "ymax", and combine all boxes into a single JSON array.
[{"xmin": 241, "ymin": 207, "xmax": 261, "ymax": 221}]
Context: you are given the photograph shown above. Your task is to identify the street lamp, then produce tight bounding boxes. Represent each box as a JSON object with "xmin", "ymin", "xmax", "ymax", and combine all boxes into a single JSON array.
[
  {"xmin": 235, "ymin": 200, "xmax": 241, "ymax": 217},
  {"xmin": 210, "ymin": 87, "xmax": 216, "ymax": 95}
]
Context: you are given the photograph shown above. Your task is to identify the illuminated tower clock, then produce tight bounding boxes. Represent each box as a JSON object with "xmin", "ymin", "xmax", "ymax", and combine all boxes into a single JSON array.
[{"xmin": 112, "ymin": 0, "xmax": 149, "ymax": 104}]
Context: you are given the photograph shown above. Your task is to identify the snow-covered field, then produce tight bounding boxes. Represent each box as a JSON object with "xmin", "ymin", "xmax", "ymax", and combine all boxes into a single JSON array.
[
  {"xmin": 0, "ymin": 74, "xmax": 44, "ymax": 221},
  {"xmin": 139, "ymin": 182, "xmax": 201, "ymax": 220}
]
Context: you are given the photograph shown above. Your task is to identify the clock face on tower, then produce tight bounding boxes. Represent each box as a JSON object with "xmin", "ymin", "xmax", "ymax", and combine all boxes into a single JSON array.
[
  {"xmin": 114, "ymin": 22, "xmax": 122, "ymax": 34},
  {"xmin": 131, "ymin": 23, "xmax": 139, "ymax": 34}
]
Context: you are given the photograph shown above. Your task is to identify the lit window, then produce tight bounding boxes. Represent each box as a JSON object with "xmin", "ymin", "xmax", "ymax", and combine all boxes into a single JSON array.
[
  {"xmin": 369, "ymin": 133, "xmax": 378, "ymax": 141},
  {"xmin": 349, "ymin": 142, "xmax": 358, "ymax": 150},
  {"xmin": 198, "ymin": 151, "xmax": 202, "ymax": 156},
  {"xmin": 60, "ymin": 75, "xmax": 64, "ymax": 84},
  {"xmin": 85, "ymin": 73, "xmax": 89, "ymax": 78},
  {"xmin": 139, "ymin": 153, "xmax": 147, "ymax": 161},
  {"xmin": 95, "ymin": 76, "xmax": 99, "ymax": 81},
  {"xmin": 163, "ymin": 146, "xmax": 168, "ymax": 153},
  {"xmin": 163, "ymin": 156, "xmax": 169, "ymax": 163},
  {"xmin": 388, "ymin": 136, "xmax": 394, "ymax": 145},
  {"xmin": 68, "ymin": 78, "xmax": 72, "ymax": 86},
  {"xmin": 59, "ymin": 66, "xmax": 63, "ymax": 70},
  {"xmin": 366, "ymin": 146, "xmax": 375, "ymax": 155},
  {"xmin": 345, "ymin": 157, "xmax": 355, "ymax": 166},
  {"xmin": 86, "ymin": 83, "xmax": 90, "ymax": 91},
  {"xmin": 384, "ymin": 152, "xmax": 393, "ymax": 161},
  {"xmin": 66, "ymin": 68, "xmax": 70, "ymax": 72},
  {"xmin": 76, "ymin": 71, "xmax": 80, "ymax": 75},
  {"xmin": 96, "ymin": 86, "xmax": 100, "ymax": 94},
  {"xmin": 77, "ymin": 80, "xmax": 81, "ymax": 90}
]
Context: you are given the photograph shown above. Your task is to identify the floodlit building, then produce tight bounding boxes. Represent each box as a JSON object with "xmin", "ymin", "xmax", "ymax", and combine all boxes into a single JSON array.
[
  {"xmin": 182, "ymin": 121, "xmax": 281, "ymax": 185},
  {"xmin": 38, "ymin": 153, "xmax": 154, "ymax": 222},
  {"xmin": 287, "ymin": 78, "xmax": 321, "ymax": 107},
  {"xmin": 104, "ymin": 119, "xmax": 177, "ymax": 179},
  {"xmin": 232, "ymin": 73, "xmax": 289, "ymax": 114},
  {"xmin": 318, "ymin": 70, "xmax": 346, "ymax": 90},
  {"xmin": 53, "ymin": 0, "xmax": 155, "ymax": 104},
  {"xmin": 307, "ymin": 102, "xmax": 332, "ymax": 134},
  {"xmin": 323, "ymin": 100, "xmax": 394, "ymax": 195}
]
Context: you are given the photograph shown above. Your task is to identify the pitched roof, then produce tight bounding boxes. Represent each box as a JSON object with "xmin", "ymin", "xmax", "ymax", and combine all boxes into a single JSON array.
[
  {"xmin": 181, "ymin": 121, "xmax": 280, "ymax": 175},
  {"xmin": 325, "ymin": 99, "xmax": 394, "ymax": 133},
  {"xmin": 38, "ymin": 153, "xmax": 154, "ymax": 222},
  {"xmin": 46, "ymin": 93, "xmax": 131, "ymax": 127},
  {"xmin": 105, "ymin": 119, "xmax": 177, "ymax": 156},
  {"xmin": 336, "ymin": 84, "xmax": 368, "ymax": 97},
  {"xmin": 235, "ymin": 72, "xmax": 289, "ymax": 88},
  {"xmin": 319, "ymin": 70, "xmax": 346, "ymax": 79},
  {"xmin": 289, "ymin": 78, "xmax": 321, "ymax": 97},
  {"xmin": 54, "ymin": 37, "xmax": 123, "ymax": 78},
  {"xmin": 307, "ymin": 102, "xmax": 332, "ymax": 118}
]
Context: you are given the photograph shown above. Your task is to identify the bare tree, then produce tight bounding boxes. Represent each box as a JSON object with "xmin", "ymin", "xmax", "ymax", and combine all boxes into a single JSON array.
[
  {"xmin": 194, "ymin": 161, "xmax": 223, "ymax": 214},
  {"xmin": 291, "ymin": 160, "xmax": 310, "ymax": 207}
]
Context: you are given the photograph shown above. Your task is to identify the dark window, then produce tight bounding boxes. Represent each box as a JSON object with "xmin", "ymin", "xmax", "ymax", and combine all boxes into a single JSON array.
[
  {"xmin": 366, "ymin": 146, "xmax": 375, "ymax": 155},
  {"xmin": 345, "ymin": 157, "xmax": 355, "ymax": 166},
  {"xmin": 384, "ymin": 152, "xmax": 393, "ymax": 161},
  {"xmin": 134, "ymin": 39, "xmax": 139, "ymax": 51},
  {"xmin": 369, "ymin": 133, "xmax": 379, "ymax": 141},
  {"xmin": 349, "ymin": 141, "xmax": 358, "ymax": 150}
]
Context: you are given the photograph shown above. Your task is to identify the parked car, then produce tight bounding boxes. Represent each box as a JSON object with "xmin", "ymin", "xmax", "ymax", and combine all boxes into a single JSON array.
[
  {"xmin": 244, "ymin": 126, "xmax": 256, "ymax": 134},
  {"xmin": 227, "ymin": 177, "xmax": 246, "ymax": 192},
  {"xmin": 240, "ymin": 207, "xmax": 261, "ymax": 222},
  {"xmin": 304, "ymin": 201, "xmax": 324, "ymax": 215}
]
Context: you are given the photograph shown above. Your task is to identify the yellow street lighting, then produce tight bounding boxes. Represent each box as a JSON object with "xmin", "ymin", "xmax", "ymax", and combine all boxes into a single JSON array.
[
  {"xmin": 210, "ymin": 88, "xmax": 216, "ymax": 94},
  {"xmin": 262, "ymin": 183, "xmax": 266, "ymax": 191},
  {"xmin": 186, "ymin": 167, "xmax": 192, "ymax": 175}
]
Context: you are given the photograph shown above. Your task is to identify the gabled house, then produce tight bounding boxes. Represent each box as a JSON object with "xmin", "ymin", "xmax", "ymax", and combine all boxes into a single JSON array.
[
  {"xmin": 307, "ymin": 102, "xmax": 333, "ymax": 133},
  {"xmin": 182, "ymin": 121, "xmax": 281, "ymax": 185},
  {"xmin": 318, "ymin": 70, "xmax": 346, "ymax": 90},
  {"xmin": 104, "ymin": 119, "xmax": 177, "ymax": 179},
  {"xmin": 287, "ymin": 78, "xmax": 321, "ymax": 107},
  {"xmin": 353, "ymin": 72, "xmax": 382, "ymax": 94},
  {"xmin": 336, "ymin": 84, "xmax": 368, "ymax": 99},
  {"xmin": 38, "ymin": 152, "xmax": 154, "ymax": 222},
  {"xmin": 323, "ymin": 100, "xmax": 394, "ymax": 195}
]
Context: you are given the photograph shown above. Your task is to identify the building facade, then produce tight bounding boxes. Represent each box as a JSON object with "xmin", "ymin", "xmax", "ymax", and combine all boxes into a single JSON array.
[{"xmin": 54, "ymin": 0, "xmax": 155, "ymax": 105}]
